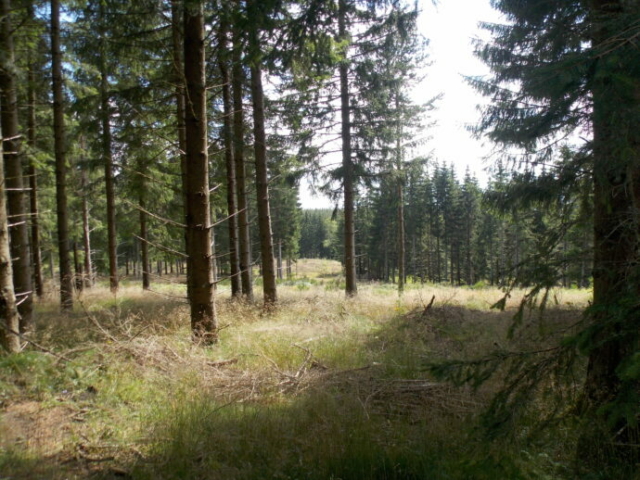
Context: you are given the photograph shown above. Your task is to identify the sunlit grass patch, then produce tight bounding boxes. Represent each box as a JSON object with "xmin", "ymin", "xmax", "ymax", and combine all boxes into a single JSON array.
[{"xmin": 293, "ymin": 258, "xmax": 343, "ymax": 279}]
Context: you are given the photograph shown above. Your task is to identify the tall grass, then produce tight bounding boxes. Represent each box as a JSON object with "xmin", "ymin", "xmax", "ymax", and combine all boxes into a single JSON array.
[{"xmin": 0, "ymin": 266, "xmax": 592, "ymax": 479}]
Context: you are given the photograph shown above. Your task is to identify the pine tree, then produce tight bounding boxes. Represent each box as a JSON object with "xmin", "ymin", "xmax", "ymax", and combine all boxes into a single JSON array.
[
  {"xmin": 97, "ymin": 1, "xmax": 119, "ymax": 293},
  {"xmin": 183, "ymin": 0, "xmax": 217, "ymax": 343},
  {"xmin": 461, "ymin": 169, "xmax": 480, "ymax": 285},
  {"xmin": 217, "ymin": 4, "xmax": 241, "ymax": 298},
  {"xmin": 0, "ymin": 0, "xmax": 35, "ymax": 327},
  {"xmin": 24, "ymin": 0, "xmax": 45, "ymax": 298},
  {"xmin": 171, "ymin": 0, "xmax": 189, "ymax": 297},
  {"xmin": 231, "ymin": 0, "xmax": 254, "ymax": 301},
  {"xmin": 475, "ymin": 0, "xmax": 640, "ymax": 470},
  {"xmin": 79, "ymin": 168, "xmax": 93, "ymax": 288},
  {"xmin": 0, "ymin": 131, "xmax": 20, "ymax": 352},
  {"xmin": 299, "ymin": 209, "xmax": 335, "ymax": 259},
  {"xmin": 50, "ymin": 0, "xmax": 73, "ymax": 310},
  {"xmin": 246, "ymin": 0, "xmax": 278, "ymax": 306}
]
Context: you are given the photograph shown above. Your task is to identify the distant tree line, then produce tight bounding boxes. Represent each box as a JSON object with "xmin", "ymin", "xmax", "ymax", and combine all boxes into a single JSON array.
[{"xmin": 300, "ymin": 161, "xmax": 592, "ymax": 289}]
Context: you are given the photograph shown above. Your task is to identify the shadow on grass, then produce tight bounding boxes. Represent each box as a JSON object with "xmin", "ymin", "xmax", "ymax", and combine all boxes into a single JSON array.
[
  {"xmin": 3, "ymin": 297, "xmax": 588, "ymax": 479},
  {"xmin": 0, "ymin": 452, "xmax": 74, "ymax": 480},
  {"xmin": 129, "ymin": 384, "xmax": 527, "ymax": 480},
  {"xmin": 316, "ymin": 272, "xmax": 342, "ymax": 279},
  {"xmin": 126, "ymin": 306, "xmax": 548, "ymax": 480},
  {"xmin": 0, "ymin": 449, "xmax": 134, "ymax": 480}
]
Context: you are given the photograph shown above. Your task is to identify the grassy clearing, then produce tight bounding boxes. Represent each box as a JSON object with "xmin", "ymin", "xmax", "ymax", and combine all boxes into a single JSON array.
[{"xmin": 0, "ymin": 261, "xmax": 592, "ymax": 479}]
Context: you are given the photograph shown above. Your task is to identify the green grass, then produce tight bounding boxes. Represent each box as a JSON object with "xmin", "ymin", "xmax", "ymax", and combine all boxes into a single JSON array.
[{"xmin": 0, "ymin": 263, "xmax": 595, "ymax": 479}]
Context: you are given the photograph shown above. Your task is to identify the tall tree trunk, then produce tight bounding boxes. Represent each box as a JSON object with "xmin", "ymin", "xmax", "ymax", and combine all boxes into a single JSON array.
[
  {"xmin": 50, "ymin": 0, "xmax": 73, "ymax": 310},
  {"xmin": 26, "ymin": 2, "xmax": 43, "ymax": 299},
  {"xmin": 249, "ymin": 59, "xmax": 278, "ymax": 305},
  {"xmin": 217, "ymin": 11, "xmax": 241, "ymax": 298},
  {"xmin": 184, "ymin": 0, "xmax": 217, "ymax": 343},
  {"xmin": 395, "ymin": 95, "xmax": 405, "ymax": 294},
  {"xmin": 435, "ymin": 235, "xmax": 440, "ymax": 282},
  {"xmin": 99, "ymin": 2, "xmax": 118, "ymax": 293},
  {"xmin": 339, "ymin": 0, "xmax": 357, "ymax": 297},
  {"xmin": 171, "ymin": 0, "xmax": 189, "ymax": 300},
  {"xmin": 383, "ymin": 231, "xmax": 389, "ymax": 282},
  {"xmin": 80, "ymin": 170, "xmax": 93, "ymax": 288},
  {"xmin": 456, "ymin": 244, "xmax": 461, "ymax": 286},
  {"xmin": 231, "ymin": 12, "xmax": 253, "ymax": 301},
  {"xmin": 1, "ymin": 0, "xmax": 34, "ymax": 328},
  {"xmin": 465, "ymin": 219, "xmax": 472, "ymax": 285},
  {"xmin": 140, "ymin": 191, "xmax": 150, "ymax": 290},
  {"xmin": 48, "ymin": 251, "xmax": 54, "ymax": 281},
  {"xmin": 450, "ymin": 243, "xmax": 454, "ymax": 285},
  {"xmin": 73, "ymin": 241, "xmax": 83, "ymax": 292},
  {"xmin": 0, "ymin": 138, "xmax": 19, "ymax": 353},
  {"xmin": 277, "ymin": 240, "xmax": 283, "ymax": 280},
  {"xmin": 397, "ymin": 180, "xmax": 405, "ymax": 293},
  {"xmin": 577, "ymin": 0, "xmax": 640, "ymax": 468}
]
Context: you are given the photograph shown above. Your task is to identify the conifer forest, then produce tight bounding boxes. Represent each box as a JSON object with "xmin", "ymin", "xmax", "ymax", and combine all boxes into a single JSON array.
[{"xmin": 0, "ymin": 0, "xmax": 639, "ymax": 478}]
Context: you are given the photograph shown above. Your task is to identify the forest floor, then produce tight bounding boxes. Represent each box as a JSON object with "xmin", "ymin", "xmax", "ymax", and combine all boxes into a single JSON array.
[{"xmin": 0, "ymin": 259, "xmax": 592, "ymax": 479}]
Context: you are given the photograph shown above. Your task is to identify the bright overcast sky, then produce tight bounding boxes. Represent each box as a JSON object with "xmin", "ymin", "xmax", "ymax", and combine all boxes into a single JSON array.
[{"xmin": 299, "ymin": 0, "xmax": 503, "ymax": 209}]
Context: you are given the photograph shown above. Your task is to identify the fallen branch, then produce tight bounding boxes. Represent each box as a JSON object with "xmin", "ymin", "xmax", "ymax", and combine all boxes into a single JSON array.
[
  {"xmin": 422, "ymin": 295, "xmax": 436, "ymax": 317},
  {"xmin": 207, "ymin": 358, "xmax": 239, "ymax": 368}
]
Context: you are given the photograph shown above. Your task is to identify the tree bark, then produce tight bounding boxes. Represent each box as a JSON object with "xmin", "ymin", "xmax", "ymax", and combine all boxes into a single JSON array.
[
  {"xmin": 1, "ymin": 0, "xmax": 34, "ymax": 328},
  {"xmin": 171, "ymin": 0, "xmax": 189, "ymax": 300},
  {"xmin": 217, "ymin": 12, "xmax": 241, "ymax": 298},
  {"xmin": 140, "ymin": 191, "xmax": 150, "ymax": 290},
  {"xmin": 395, "ymin": 94, "xmax": 405, "ymax": 294},
  {"xmin": 0, "ymin": 137, "xmax": 19, "ymax": 353},
  {"xmin": 232, "ymin": 5, "xmax": 254, "ymax": 301},
  {"xmin": 338, "ymin": 0, "xmax": 357, "ymax": 297},
  {"xmin": 50, "ymin": 0, "xmax": 73, "ymax": 310},
  {"xmin": 465, "ymin": 213, "xmax": 472, "ymax": 285},
  {"xmin": 577, "ymin": 0, "xmax": 640, "ymax": 469},
  {"xmin": 184, "ymin": 0, "xmax": 217, "ymax": 343},
  {"xmin": 73, "ymin": 241, "xmax": 82, "ymax": 292},
  {"xmin": 99, "ymin": 1, "xmax": 118, "ymax": 293},
  {"xmin": 277, "ymin": 240, "xmax": 283, "ymax": 280},
  {"xmin": 397, "ymin": 180, "xmax": 405, "ymax": 293},
  {"xmin": 26, "ymin": 1, "xmax": 43, "ymax": 299},
  {"xmin": 80, "ymin": 169, "xmax": 93, "ymax": 288},
  {"xmin": 249, "ymin": 58, "xmax": 278, "ymax": 305}
]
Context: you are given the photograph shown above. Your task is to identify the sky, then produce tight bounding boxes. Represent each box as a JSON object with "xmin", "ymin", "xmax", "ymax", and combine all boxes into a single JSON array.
[{"xmin": 298, "ymin": 0, "xmax": 504, "ymax": 209}]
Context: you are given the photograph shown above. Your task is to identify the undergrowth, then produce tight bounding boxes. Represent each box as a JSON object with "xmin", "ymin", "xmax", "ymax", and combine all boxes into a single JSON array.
[{"xmin": 0, "ymin": 265, "xmax": 592, "ymax": 479}]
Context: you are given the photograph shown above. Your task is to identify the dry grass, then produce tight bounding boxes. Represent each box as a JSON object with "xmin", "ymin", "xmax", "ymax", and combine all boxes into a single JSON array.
[
  {"xmin": 0, "ymin": 262, "xmax": 592, "ymax": 479},
  {"xmin": 290, "ymin": 258, "xmax": 344, "ymax": 279}
]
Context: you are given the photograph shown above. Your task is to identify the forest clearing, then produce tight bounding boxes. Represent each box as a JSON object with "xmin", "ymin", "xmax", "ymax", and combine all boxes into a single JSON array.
[
  {"xmin": 1, "ymin": 0, "xmax": 639, "ymax": 477},
  {"xmin": 0, "ymin": 259, "xmax": 592, "ymax": 479}
]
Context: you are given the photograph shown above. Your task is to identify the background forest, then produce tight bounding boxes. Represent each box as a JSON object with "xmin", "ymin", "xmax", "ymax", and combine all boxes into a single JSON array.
[{"xmin": 0, "ymin": 0, "xmax": 639, "ymax": 478}]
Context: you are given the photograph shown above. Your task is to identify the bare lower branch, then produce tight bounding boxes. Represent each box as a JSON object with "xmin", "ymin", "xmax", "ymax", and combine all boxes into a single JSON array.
[
  {"xmin": 133, "ymin": 234, "xmax": 188, "ymax": 258},
  {"xmin": 124, "ymin": 199, "xmax": 187, "ymax": 228}
]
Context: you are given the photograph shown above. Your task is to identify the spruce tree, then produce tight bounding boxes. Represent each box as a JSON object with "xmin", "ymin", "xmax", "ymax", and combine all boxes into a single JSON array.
[
  {"xmin": 0, "ymin": 132, "xmax": 20, "ymax": 352},
  {"xmin": 1, "ymin": 0, "xmax": 35, "ymax": 326},
  {"xmin": 231, "ymin": 0, "xmax": 254, "ymax": 301},
  {"xmin": 24, "ymin": 1, "xmax": 45, "ymax": 298},
  {"xmin": 183, "ymin": 0, "xmax": 217, "ymax": 343},
  {"xmin": 475, "ymin": 0, "xmax": 640, "ymax": 470},
  {"xmin": 217, "ymin": 4, "xmax": 241, "ymax": 298},
  {"xmin": 50, "ymin": 0, "xmax": 73, "ymax": 310},
  {"xmin": 246, "ymin": 0, "xmax": 278, "ymax": 306}
]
